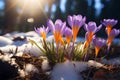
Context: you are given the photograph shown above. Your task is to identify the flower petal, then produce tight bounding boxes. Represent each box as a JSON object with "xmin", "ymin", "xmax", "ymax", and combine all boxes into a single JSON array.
[
  {"xmin": 95, "ymin": 24, "xmax": 102, "ymax": 33},
  {"xmin": 84, "ymin": 24, "xmax": 88, "ymax": 31},
  {"xmin": 61, "ymin": 22, "xmax": 66, "ymax": 35},
  {"xmin": 47, "ymin": 19, "xmax": 55, "ymax": 32},
  {"xmin": 102, "ymin": 19, "xmax": 118, "ymax": 27},
  {"xmin": 67, "ymin": 16, "xmax": 73, "ymax": 27},
  {"xmin": 93, "ymin": 37, "xmax": 106, "ymax": 47},
  {"xmin": 87, "ymin": 21, "xmax": 97, "ymax": 32},
  {"xmin": 55, "ymin": 19, "xmax": 63, "ymax": 32},
  {"xmin": 109, "ymin": 29, "xmax": 120, "ymax": 37}
]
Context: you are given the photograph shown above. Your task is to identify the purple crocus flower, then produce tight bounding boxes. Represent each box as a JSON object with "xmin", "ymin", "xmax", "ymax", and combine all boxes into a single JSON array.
[
  {"xmin": 34, "ymin": 25, "xmax": 49, "ymax": 41},
  {"xmin": 47, "ymin": 19, "xmax": 66, "ymax": 45},
  {"xmin": 107, "ymin": 29, "xmax": 120, "ymax": 46},
  {"xmin": 64, "ymin": 27, "xmax": 72, "ymax": 45},
  {"xmin": 93, "ymin": 37, "xmax": 106, "ymax": 57},
  {"xmin": 102, "ymin": 19, "xmax": 118, "ymax": 36},
  {"xmin": 84, "ymin": 21, "xmax": 102, "ymax": 48},
  {"xmin": 67, "ymin": 15, "xmax": 86, "ymax": 41},
  {"xmin": 84, "ymin": 21, "xmax": 102, "ymax": 33}
]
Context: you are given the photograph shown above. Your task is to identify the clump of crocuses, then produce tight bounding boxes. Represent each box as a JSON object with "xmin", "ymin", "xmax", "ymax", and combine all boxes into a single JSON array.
[
  {"xmin": 30, "ymin": 14, "xmax": 120, "ymax": 64},
  {"xmin": 84, "ymin": 21, "xmax": 102, "ymax": 48},
  {"xmin": 102, "ymin": 19, "xmax": 120, "ymax": 50}
]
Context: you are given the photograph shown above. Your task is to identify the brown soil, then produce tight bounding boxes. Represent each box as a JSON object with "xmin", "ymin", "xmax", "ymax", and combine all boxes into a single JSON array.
[{"xmin": 0, "ymin": 53, "xmax": 50, "ymax": 80}]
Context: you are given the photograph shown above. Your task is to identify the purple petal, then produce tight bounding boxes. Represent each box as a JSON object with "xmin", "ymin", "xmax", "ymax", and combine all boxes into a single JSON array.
[
  {"xmin": 34, "ymin": 27, "xmax": 38, "ymax": 33},
  {"xmin": 93, "ymin": 37, "xmax": 106, "ymax": 47},
  {"xmin": 82, "ymin": 16, "xmax": 86, "ymax": 24},
  {"xmin": 64, "ymin": 27, "xmax": 72, "ymax": 37},
  {"xmin": 102, "ymin": 19, "xmax": 118, "ymax": 27},
  {"xmin": 85, "ymin": 32, "xmax": 89, "ymax": 41},
  {"xmin": 80, "ymin": 16, "xmax": 86, "ymax": 27},
  {"xmin": 61, "ymin": 22, "xmax": 66, "ymax": 35},
  {"xmin": 55, "ymin": 19, "xmax": 63, "ymax": 31},
  {"xmin": 87, "ymin": 21, "xmax": 97, "ymax": 32},
  {"xmin": 34, "ymin": 27, "xmax": 40, "ymax": 34},
  {"xmin": 84, "ymin": 24, "xmax": 88, "ymax": 31},
  {"xmin": 110, "ymin": 19, "xmax": 118, "ymax": 26},
  {"xmin": 74, "ymin": 19, "xmax": 81, "ymax": 27},
  {"xmin": 68, "ymin": 14, "xmax": 86, "ymax": 28},
  {"xmin": 93, "ymin": 36, "xmax": 97, "ymax": 46},
  {"xmin": 46, "ymin": 27, "xmax": 50, "ymax": 34},
  {"xmin": 76, "ymin": 15, "xmax": 82, "ymax": 22},
  {"xmin": 67, "ymin": 16, "xmax": 73, "ymax": 27},
  {"xmin": 95, "ymin": 24, "xmax": 102, "ymax": 33},
  {"xmin": 110, "ymin": 29, "xmax": 120, "ymax": 37},
  {"xmin": 47, "ymin": 19, "xmax": 55, "ymax": 32},
  {"xmin": 55, "ymin": 19, "xmax": 62, "ymax": 26}
]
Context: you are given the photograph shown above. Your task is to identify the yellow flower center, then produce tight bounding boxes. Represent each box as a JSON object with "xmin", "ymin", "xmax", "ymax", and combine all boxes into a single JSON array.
[
  {"xmin": 84, "ymin": 32, "xmax": 94, "ymax": 48},
  {"xmin": 106, "ymin": 25, "xmax": 112, "ymax": 36},
  {"xmin": 41, "ymin": 32, "xmax": 46, "ymax": 41},
  {"xmin": 66, "ymin": 36, "xmax": 72, "ymax": 45},
  {"xmin": 107, "ymin": 36, "xmax": 114, "ymax": 46},
  {"xmin": 72, "ymin": 26, "xmax": 80, "ymax": 41},
  {"xmin": 53, "ymin": 31, "xmax": 61, "ymax": 45},
  {"xmin": 95, "ymin": 46, "xmax": 101, "ymax": 57}
]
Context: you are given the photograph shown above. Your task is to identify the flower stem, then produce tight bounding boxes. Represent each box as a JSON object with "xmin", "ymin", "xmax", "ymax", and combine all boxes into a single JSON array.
[
  {"xmin": 94, "ymin": 55, "xmax": 97, "ymax": 61},
  {"xmin": 69, "ymin": 42, "xmax": 75, "ymax": 60},
  {"xmin": 84, "ymin": 48, "xmax": 88, "ymax": 61},
  {"xmin": 107, "ymin": 45, "xmax": 110, "ymax": 54}
]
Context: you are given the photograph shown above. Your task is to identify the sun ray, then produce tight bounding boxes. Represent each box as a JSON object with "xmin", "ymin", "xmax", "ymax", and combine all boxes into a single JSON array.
[
  {"xmin": 16, "ymin": 0, "xmax": 50, "ymax": 20},
  {"xmin": 36, "ymin": 0, "xmax": 49, "ymax": 19}
]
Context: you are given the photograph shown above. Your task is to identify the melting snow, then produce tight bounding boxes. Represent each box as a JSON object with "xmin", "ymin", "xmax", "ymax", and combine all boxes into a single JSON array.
[
  {"xmin": 51, "ymin": 61, "xmax": 82, "ymax": 80},
  {"xmin": 0, "ymin": 31, "xmax": 120, "ymax": 80},
  {"xmin": 101, "ymin": 58, "xmax": 120, "ymax": 65},
  {"xmin": 41, "ymin": 59, "xmax": 50, "ymax": 71},
  {"xmin": 51, "ymin": 60, "xmax": 104, "ymax": 80},
  {"xmin": 25, "ymin": 63, "xmax": 38, "ymax": 75},
  {"xmin": 0, "ymin": 36, "xmax": 13, "ymax": 46}
]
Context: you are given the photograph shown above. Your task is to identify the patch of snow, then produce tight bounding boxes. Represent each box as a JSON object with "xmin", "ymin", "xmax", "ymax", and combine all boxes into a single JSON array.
[
  {"xmin": 15, "ymin": 52, "xmax": 23, "ymax": 57},
  {"xmin": 0, "ymin": 54, "xmax": 13, "ymax": 62},
  {"xmin": 23, "ymin": 43, "xmax": 44, "ymax": 57},
  {"xmin": 73, "ymin": 61, "xmax": 88, "ymax": 73},
  {"xmin": 26, "ymin": 37, "xmax": 42, "ymax": 43},
  {"xmin": 0, "ymin": 45, "xmax": 17, "ymax": 53},
  {"xmin": 88, "ymin": 60, "xmax": 104, "ymax": 68},
  {"xmin": 41, "ymin": 59, "xmax": 50, "ymax": 71},
  {"xmin": 3, "ymin": 33, "xmax": 13, "ymax": 40},
  {"xmin": 25, "ymin": 64, "xmax": 38, "ymax": 75},
  {"xmin": 0, "ymin": 43, "xmax": 44, "ymax": 57},
  {"xmin": 51, "ymin": 61, "xmax": 83, "ymax": 80},
  {"xmin": 18, "ymin": 69, "xmax": 26, "ymax": 77},
  {"xmin": 51, "ymin": 60, "xmax": 104, "ymax": 80},
  {"xmin": 25, "ymin": 31, "xmax": 40, "ymax": 37},
  {"xmin": 101, "ymin": 58, "xmax": 120, "ymax": 65},
  {"xmin": 10, "ymin": 58, "xmax": 17, "ymax": 66},
  {"xmin": 0, "ymin": 36, "xmax": 13, "ymax": 47}
]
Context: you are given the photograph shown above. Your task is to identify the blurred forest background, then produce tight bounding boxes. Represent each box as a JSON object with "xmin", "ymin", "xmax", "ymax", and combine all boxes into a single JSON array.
[{"xmin": 0, "ymin": 0, "xmax": 120, "ymax": 37}]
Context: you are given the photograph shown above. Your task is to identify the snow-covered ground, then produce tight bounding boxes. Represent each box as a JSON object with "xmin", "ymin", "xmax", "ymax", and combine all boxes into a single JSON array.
[
  {"xmin": 0, "ymin": 31, "xmax": 82, "ymax": 55},
  {"xmin": 51, "ymin": 60, "xmax": 103, "ymax": 80},
  {"xmin": 0, "ymin": 31, "xmax": 120, "ymax": 63},
  {"xmin": 0, "ymin": 31, "xmax": 120, "ymax": 80}
]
